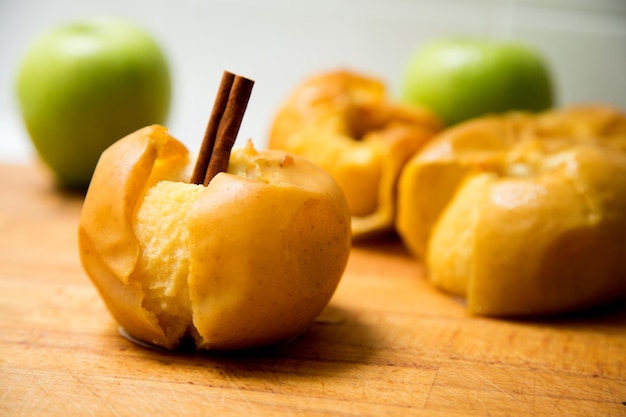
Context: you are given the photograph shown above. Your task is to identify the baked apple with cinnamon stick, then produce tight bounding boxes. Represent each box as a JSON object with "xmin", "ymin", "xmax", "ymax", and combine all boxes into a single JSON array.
[{"xmin": 78, "ymin": 72, "xmax": 351, "ymax": 350}]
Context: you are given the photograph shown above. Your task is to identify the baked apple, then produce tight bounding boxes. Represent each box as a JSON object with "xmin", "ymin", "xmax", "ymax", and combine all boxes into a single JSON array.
[
  {"xmin": 397, "ymin": 104, "xmax": 626, "ymax": 316},
  {"xmin": 269, "ymin": 69, "xmax": 442, "ymax": 238},
  {"xmin": 78, "ymin": 73, "xmax": 351, "ymax": 350}
]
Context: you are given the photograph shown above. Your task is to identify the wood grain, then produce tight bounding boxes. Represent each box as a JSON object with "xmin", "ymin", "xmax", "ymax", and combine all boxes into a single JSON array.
[{"xmin": 1, "ymin": 164, "xmax": 625, "ymax": 416}]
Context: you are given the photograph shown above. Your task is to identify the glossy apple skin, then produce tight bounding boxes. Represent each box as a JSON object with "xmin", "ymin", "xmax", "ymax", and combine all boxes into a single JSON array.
[
  {"xmin": 401, "ymin": 37, "xmax": 554, "ymax": 126},
  {"xmin": 17, "ymin": 17, "xmax": 171, "ymax": 189}
]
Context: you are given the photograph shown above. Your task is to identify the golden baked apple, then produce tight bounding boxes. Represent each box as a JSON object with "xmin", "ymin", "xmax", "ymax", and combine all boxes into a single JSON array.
[
  {"xmin": 397, "ymin": 104, "xmax": 626, "ymax": 316},
  {"xmin": 78, "ymin": 73, "xmax": 351, "ymax": 350},
  {"xmin": 269, "ymin": 69, "xmax": 442, "ymax": 238}
]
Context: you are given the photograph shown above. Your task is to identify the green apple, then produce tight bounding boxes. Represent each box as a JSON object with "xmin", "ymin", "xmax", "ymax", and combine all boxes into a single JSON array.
[
  {"xmin": 16, "ymin": 17, "xmax": 171, "ymax": 189},
  {"xmin": 401, "ymin": 37, "xmax": 554, "ymax": 126}
]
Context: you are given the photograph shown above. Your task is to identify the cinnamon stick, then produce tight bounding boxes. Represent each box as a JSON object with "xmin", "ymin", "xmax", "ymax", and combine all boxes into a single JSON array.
[
  {"xmin": 190, "ymin": 71, "xmax": 254, "ymax": 185},
  {"xmin": 190, "ymin": 71, "xmax": 235, "ymax": 184},
  {"xmin": 203, "ymin": 75, "xmax": 254, "ymax": 184}
]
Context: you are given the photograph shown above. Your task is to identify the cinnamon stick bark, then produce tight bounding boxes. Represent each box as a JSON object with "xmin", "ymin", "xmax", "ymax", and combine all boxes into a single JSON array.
[{"xmin": 191, "ymin": 71, "xmax": 254, "ymax": 185}]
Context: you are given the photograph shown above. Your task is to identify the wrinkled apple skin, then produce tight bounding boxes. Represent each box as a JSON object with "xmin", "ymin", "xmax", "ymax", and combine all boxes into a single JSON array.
[
  {"xmin": 79, "ymin": 126, "xmax": 189, "ymax": 346},
  {"xmin": 78, "ymin": 125, "xmax": 352, "ymax": 350}
]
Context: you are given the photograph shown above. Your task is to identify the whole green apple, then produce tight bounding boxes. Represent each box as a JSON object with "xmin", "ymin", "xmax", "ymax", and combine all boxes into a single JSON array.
[
  {"xmin": 16, "ymin": 17, "xmax": 171, "ymax": 189},
  {"xmin": 401, "ymin": 37, "xmax": 554, "ymax": 126}
]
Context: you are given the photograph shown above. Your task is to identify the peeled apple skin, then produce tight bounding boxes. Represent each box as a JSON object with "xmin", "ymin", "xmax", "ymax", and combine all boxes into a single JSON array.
[
  {"xmin": 396, "ymin": 105, "xmax": 626, "ymax": 317},
  {"xmin": 78, "ymin": 125, "xmax": 352, "ymax": 350}
]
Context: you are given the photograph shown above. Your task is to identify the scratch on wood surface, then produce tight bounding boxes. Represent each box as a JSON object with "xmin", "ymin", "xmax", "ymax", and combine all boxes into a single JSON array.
[
  {"xmin": 422, "ymin": 364, "xmax": 440, "ymax": 409},
  {"xmin": 476, "ymin": 371, "xmax": 517, "ymax": 400},
  {"xmin": 551, "ymin": 374, "xmax": 576, "ymax": 415},
  {"xmin": 218, "ymin": 367, "xmax": 260, "ymax": 416},
  {"xmin": 167, "ymin": 384, "xmax": 185, "ymax": 416},
  {"xmin": 447, "ymin": 360, "xmax": 532, "ymax": 416},
  {"xmin": 151, "ymin": 383, "xmax": 184, "ymax": 416},
  {"xmin": 105, "ymin": 400, "xmax": 123, "ymax": 417}
]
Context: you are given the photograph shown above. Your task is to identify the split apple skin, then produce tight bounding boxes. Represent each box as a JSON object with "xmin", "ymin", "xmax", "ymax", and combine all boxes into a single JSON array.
[{"xmin": 78, "ymin": 125, "xmax": 352, "ymax": 350}]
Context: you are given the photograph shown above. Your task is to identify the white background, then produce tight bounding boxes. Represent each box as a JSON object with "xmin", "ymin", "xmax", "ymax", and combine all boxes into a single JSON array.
[{"xmin": 1, "ymin": 0, "xmax": 625, "ymax": 164}]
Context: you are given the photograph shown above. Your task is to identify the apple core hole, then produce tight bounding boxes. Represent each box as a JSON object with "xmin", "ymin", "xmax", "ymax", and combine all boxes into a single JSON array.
[{"xmin": 346, "ymin": 106, "xmax": 388, "ymax": 141}]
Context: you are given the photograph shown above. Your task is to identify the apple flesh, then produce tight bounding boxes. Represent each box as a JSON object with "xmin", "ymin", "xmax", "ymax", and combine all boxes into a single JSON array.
[
  {"xmin": 78, "ymin": 125, "xmax": 352, "ymax": 350},
  {"xmin": 17, "ymin": 17, "xmax": 171, "ymax": 189},
  {"xmin": 401, "ymin": 37, "xmax": 554, "ymax": 126}
]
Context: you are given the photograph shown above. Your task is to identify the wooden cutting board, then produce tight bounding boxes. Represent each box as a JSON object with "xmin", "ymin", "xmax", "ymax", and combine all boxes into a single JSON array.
[{"xmin": 1, "ymin": 163, "xmax": 625, "ymax": 417}]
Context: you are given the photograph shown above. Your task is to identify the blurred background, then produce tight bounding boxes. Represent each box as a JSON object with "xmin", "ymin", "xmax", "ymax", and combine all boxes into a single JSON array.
[{"xmin": 1, "ymin": 0, "xmax": 625, "ymax": 164}]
